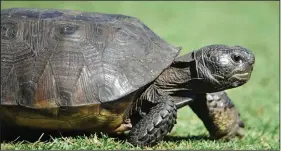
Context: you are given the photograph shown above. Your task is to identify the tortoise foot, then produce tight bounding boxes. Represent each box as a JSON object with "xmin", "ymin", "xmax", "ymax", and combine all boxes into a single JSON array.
[
  {"xmin": 206, "ymin": 92, "xmax": 245, "ymax": 141},
  {"xmin": 211, "ymin": 118, "xmax": 245, "ymax": 141},
  {"xmin": 189, "ymin": 91, "xmax": 245, "ymax": 141},
  {"xmin": 128, "ymin": 99, "xmax": 177, "ymax": 147}
]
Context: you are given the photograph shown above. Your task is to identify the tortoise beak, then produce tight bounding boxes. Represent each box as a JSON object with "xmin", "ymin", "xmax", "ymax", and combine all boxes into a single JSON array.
[{"xmin": 230, "ymin": 72, "xmax": 251, "ymax": 81}]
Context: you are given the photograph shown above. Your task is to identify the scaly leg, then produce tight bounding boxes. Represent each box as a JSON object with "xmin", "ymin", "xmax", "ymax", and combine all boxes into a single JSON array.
[{"xmin": 189, "ymin": 91, "xmax": 244, "ymax": 140}]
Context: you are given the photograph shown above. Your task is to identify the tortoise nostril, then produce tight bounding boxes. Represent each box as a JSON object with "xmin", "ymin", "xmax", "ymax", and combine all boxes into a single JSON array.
[{"xmin": 231, "ymin": 54, "xmax": 243, "ymax": 63}]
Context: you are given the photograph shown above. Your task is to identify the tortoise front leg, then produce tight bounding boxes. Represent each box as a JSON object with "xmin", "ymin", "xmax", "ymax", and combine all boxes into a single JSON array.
[
  {"xmin": 128, "ymin": 96, "xmax": 177, "ymax": 147},
  {"xmin": 189, "ymin": 91, "xmax": 244, "ymax": 140}
]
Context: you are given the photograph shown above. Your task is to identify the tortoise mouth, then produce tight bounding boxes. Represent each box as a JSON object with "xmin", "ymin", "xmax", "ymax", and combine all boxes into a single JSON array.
[{"xmin": 229, "ymin": 72, "xmax": 251, "ymax": 80}]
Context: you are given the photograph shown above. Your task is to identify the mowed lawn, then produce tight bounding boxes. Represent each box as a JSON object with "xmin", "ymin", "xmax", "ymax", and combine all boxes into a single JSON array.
[{"xmin": 1, "ymin": 1, "xmax": 279, "ymax": 150}]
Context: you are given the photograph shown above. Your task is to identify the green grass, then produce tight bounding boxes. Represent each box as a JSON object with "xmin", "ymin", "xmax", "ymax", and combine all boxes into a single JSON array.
[{"xmin": 1, "ymin": 1, "xmax": 279, "ymax": 150}]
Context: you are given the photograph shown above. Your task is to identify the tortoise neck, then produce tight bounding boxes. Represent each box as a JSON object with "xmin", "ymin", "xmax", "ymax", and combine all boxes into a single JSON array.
[
  {"xmin": 155, "ymin": 50, "xmax": 227, "ymax": 94},
  {"xmin": 154, "ymin": 58, "xmax": 198, "ymax": 95}
]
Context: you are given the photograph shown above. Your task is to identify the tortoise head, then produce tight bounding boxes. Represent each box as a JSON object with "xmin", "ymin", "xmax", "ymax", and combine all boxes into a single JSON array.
[
  {"xmin": 156, "ymin": 45, "xmax": 255, "ymax": 94},
  {"xmin": 191, "ymin": 44, "xmax": 255, "ymax": 91}
]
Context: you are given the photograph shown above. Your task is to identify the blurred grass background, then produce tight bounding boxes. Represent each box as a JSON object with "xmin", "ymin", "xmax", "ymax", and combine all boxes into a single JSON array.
[{"xmin": 1, "ymin": 1, "xmax": 279, "ymax": 150}]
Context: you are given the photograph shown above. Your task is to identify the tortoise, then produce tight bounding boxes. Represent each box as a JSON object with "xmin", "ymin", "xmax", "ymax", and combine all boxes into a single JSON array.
[{"xmin": 0, "ymin": 8, "xmax": 255, "ymax": 146}]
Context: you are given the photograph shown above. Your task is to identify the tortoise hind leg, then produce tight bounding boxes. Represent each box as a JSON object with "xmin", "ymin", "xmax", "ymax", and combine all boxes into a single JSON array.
[
  {"xmin": 189, "ymin": 91, "xmax": 244, "ymax": 140},
  {"xmin": 128, "ymin": 98, "xmax": 177, "ymax": 147}
]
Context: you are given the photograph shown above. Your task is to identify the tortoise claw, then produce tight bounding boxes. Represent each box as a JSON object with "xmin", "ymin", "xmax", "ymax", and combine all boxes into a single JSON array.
[
  {"xmin": 238, "ymin": 121, "xmax": 245, "ymax": 128},
  {"xmin": 235, "ymin": 127, "xmax": 244, "ymax": 139}
]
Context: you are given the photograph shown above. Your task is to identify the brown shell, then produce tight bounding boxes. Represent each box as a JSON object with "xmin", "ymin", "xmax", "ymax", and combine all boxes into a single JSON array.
[
  {"xmin": 1, "ymin": 8, "xmax": 180, "ymax": 108},
  {"xmin": 1, "ymin": 8, "xmax": 180, "ymax": 130}
]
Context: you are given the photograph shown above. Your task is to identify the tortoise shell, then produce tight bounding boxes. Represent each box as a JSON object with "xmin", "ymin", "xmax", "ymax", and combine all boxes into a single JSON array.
[{"xmin": 0, "ymin": 8, "xmax": 180, "ymax": 131}]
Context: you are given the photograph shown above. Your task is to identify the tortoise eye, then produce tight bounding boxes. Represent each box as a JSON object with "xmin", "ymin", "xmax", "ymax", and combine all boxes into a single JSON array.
[
  {"xmin": 231, "ymin": 53, "xmax": 243, "ymax": 63},
  {"xmin": 59, "ymin": 25, "xmax": 79, "ymax": 35}
]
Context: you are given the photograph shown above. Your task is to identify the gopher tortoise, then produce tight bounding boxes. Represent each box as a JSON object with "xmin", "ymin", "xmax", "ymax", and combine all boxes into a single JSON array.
[{"xmin": 0, "ymin": 8, "xmax": 255, "ymax": 146}]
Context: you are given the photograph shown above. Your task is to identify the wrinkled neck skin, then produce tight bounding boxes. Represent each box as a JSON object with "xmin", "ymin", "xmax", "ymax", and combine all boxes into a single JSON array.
[
  {"xmin": 154, "ymin": 50, "xmax": 223, "ymax": 96},
  {"xmin": 154, "ymin": 64, "xmax": 194, "ymax": 95}
]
